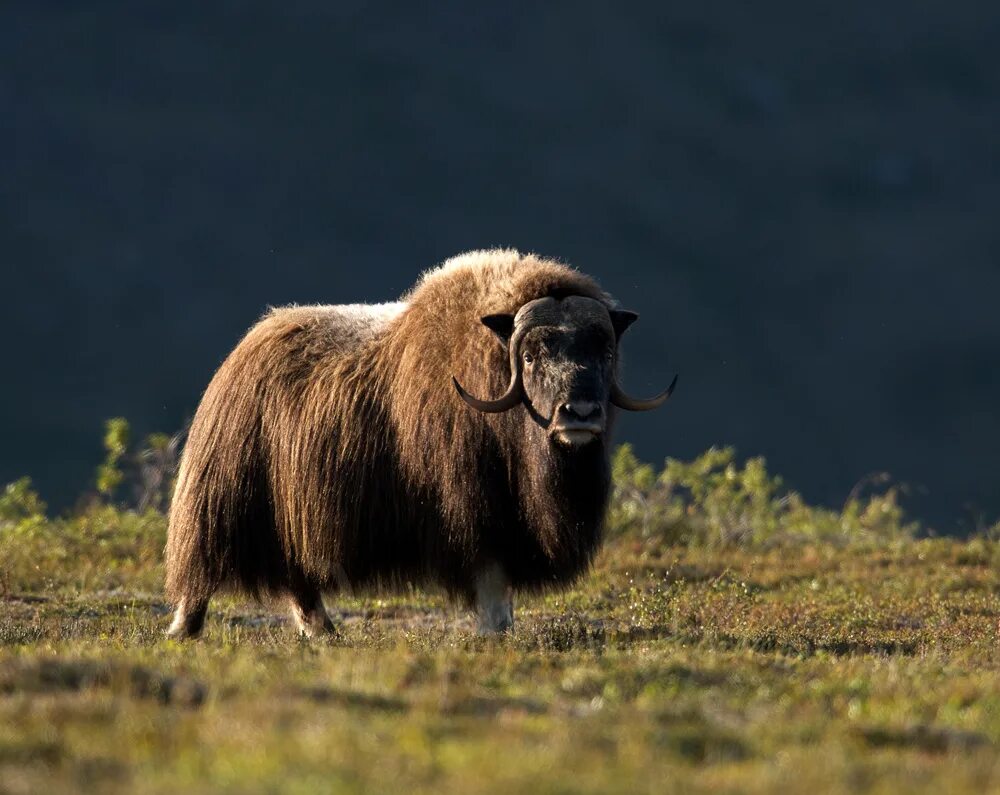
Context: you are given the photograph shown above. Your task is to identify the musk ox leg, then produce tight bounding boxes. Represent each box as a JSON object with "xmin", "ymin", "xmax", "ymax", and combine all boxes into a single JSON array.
[
  {"xmin": 474, "ymin": 562, "xmax": 514, "ymax": 634},
  {"xmin": 165, "ymin": 597, "xmax": 209, "ymax": 639},
  {"xmin": 287, "ymin": 585, "xmax": 336, "ymax": 637}
]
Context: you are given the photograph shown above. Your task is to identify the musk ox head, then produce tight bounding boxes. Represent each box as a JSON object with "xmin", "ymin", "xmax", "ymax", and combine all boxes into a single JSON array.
[{"xmin": 453, "ymin": 295, "xmax": 676, "ymax": 450}]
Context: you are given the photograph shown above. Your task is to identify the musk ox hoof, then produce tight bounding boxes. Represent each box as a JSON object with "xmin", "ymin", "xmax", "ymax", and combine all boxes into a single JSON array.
[
  {"xmin": 293, "ymin": 614, "xmax": 338, "ymax": 639},
  {"xmin": 474, "ymin": 562, "xmax": 514, "ymax": 635},
  {"xmin": 165, "ymin": 598, "xmax": 208, "ymax": 640},
  {"xmin": 288, "ymin": 590, "xmax": 337, "ymax": 638},
  {"xmin": 476, "ymin": 610, "xmax": 514, "ymax": 636}
]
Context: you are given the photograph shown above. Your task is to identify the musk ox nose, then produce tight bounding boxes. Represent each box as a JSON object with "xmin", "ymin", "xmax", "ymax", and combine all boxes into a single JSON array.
[
  {"xmin": 558, "ymin": 401, "xmax": 603, "ymax": 424},
  {"xmin": 552, "ymin": 400, "xmax": 604, "ymax": 447}
]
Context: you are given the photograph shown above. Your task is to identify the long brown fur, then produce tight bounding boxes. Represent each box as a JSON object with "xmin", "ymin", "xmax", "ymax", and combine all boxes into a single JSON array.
[{"xmin": 165, "ymin": 249, "xmax": 615, "ymax": 608}]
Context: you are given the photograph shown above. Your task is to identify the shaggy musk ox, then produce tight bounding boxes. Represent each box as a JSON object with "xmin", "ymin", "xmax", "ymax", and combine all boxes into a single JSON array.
[{"xmin": 165, "ymin": 250, "xmax": 676, "ymax": 637}]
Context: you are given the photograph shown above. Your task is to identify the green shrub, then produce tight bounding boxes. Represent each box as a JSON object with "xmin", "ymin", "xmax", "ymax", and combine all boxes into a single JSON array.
[
  {"xmin": 0, "ymin": 477, "xmax": 46, "ymax": 523},
  {"xmin": 1, "ymin": 420, "xmax": 175, "ymax": 595},
  {"xmin": 95, "ymin": 417, "xmax": 130, "ymax": 499},
  {"xmin": 0, "ymin": 504, "xmax": 167, "ymax": 595},
  {"xmin": 607, "ymin": 444, "xmax": 917, "ymax": 548}
]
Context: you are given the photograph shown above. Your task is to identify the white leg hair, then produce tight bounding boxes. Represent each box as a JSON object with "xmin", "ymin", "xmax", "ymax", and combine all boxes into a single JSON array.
[
  {"xmin": 287, "ymin": 589, "xmax": 335, "ymax": 637},
  {"xmin": 166, "ymin": 597, "xmax": 208, "ymax": 639},
  {"xmin": 474, "ymin": 561, "xmax": 514, "ymax": 634}
]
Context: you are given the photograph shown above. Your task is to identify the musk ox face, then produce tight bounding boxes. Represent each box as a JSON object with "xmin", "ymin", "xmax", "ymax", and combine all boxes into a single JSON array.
[
  {"xmin": 453, "ymin": 295, "xmax": 677, "ymax": 449},
  {"xmin": 518, "ymin": 312, "xmax": 617, "ymax": 449}
]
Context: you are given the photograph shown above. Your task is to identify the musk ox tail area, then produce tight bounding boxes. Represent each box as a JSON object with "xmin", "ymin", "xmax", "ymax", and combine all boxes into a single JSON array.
[
  {"xmin": 164, "ymin": 302, "xmax": 403, "ymax": 637},
  {"xmin": 165, "ymin": 326, "xmax": 282, "ymax": 607},
  {"xmin": 164, "ymin": 315, "xmax": 315, "ymax": 634}
]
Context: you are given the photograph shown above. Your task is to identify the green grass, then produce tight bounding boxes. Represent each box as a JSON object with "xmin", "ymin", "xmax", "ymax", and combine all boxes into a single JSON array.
[{"xmin": 3, "ymin": 445, "xmax": 1000, "ymax": 794}]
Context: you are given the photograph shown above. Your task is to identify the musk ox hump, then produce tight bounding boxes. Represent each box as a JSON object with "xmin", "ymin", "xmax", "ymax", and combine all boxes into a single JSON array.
[{"xmin": 263, "ymin": 302, "xmax": 408, "ymax": 352}]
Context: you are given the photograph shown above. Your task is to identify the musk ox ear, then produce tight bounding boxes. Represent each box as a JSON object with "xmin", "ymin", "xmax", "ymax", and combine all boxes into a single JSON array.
[
  {"xmin": 609, "ymin": 309, "xmax": 639, "ymax": 339},
  {"xmin": 480, "ymin": 313, "xmax": 515, "ymax": 344}
]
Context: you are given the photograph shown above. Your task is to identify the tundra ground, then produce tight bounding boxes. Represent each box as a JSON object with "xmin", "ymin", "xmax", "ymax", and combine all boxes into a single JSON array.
[
  {"xmin": 4, "ymin": 442, "xmax": 1000, "ymax": 793},
  {"xmin": 4, "ymin": 531, "xmax": 1000, "ymax": 794}
]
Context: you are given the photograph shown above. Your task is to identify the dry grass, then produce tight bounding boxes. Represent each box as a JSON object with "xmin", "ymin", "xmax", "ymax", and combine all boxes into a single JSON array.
[{"xmin": 4, "ymin": 511, "xmax": 1000, "ymax": 794}]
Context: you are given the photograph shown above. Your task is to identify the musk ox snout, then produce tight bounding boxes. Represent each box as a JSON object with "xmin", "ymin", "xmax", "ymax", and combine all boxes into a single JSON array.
[
  {"xmin": 550, "ymin": 400, "xmax": 605, "ymax": 447},
  {"xmin": 557, "ymin": 400, "xmax": 603, "ymax": 425}
]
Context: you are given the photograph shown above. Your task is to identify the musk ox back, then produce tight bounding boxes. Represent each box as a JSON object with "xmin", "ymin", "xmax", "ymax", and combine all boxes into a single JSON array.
[{"xmin": 165, "ymin": 249, "xmax": 675, "ymax": 637}]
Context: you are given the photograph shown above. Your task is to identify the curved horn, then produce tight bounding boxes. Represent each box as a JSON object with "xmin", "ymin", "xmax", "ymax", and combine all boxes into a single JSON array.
[
  {"xmin": 452, "ymin": 374, "xmax": 522, "ymax": 413},
  {"xmin": 452, "ymin": 296, "xmax": 562, "ymax": 413},
  {"xmin": 452, "ymin": 326, "xmax": 526, "ymax": 413},
  {"xmin": 611, "ymin": 373, "xmax": 678, "ymax": 412}
]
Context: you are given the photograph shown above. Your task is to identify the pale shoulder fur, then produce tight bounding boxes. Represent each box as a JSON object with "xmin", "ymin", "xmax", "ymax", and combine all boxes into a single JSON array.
[{"xmin": 263, "ymin": 302, "xmax": 408, "ymax": 350}]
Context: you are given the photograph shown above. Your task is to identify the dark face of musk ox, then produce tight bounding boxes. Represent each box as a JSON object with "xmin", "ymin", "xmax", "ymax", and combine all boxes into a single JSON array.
[
  {"xmin": 453, "ymin": 295, "xmax": 676, "ymax": 450},
  {"xmin": 518, "ymin": 314, "xmax": 618, "ymax": 449}
]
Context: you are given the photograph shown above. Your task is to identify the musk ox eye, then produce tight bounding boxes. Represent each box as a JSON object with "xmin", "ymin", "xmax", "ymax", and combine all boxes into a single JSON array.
[{"xmin": 522, "ymin": 352, "xmax": 535, "ymax": 365}]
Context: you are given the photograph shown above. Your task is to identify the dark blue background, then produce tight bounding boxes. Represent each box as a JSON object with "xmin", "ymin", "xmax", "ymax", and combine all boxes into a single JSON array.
[{"xmin": 3, "ymin": 3, "xmax": 998, "ymax": 529}]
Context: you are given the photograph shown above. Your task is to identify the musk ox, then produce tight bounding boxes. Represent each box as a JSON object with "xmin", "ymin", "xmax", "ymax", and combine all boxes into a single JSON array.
[{"xmin": 165, "ymin": 249, "xmax": 676, "ymax": 637}]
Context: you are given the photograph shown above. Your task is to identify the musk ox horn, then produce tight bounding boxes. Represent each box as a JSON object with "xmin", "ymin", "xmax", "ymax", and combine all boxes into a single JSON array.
[
  {"xmin": 611, "ymin": 373, "xmax": 678, "ymax": 412},
  {"xmin": 452, "ymin": 296, "xmax": 565, "ymax": 414},
  {"xmin": 452, "ymin": 314, "xmax": 527, "ymax": 413},
  {"xmin": 452, "ymin": 374, "xmax": 523, "ymax": 413}
]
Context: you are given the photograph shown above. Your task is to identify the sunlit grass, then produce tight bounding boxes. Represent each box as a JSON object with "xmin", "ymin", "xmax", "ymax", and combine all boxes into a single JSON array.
[{"xmin": 3, "ymin": 443, "xmax": 1000, "ymax": 793}]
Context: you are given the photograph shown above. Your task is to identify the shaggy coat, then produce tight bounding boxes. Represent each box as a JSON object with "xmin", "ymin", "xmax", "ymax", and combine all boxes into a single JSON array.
[{"xmin": 165, "ymin": 250, "xmax": 625, "ymax": 614}]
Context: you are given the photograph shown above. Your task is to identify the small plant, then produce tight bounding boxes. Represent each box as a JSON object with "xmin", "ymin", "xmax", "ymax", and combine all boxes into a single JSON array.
[
  {"xmin": 1, "ymin": 419, "xmax": 180, "ymax": 594},
  {"xmin": 0, "ymin": 477, "xmax": 46, "ymax": 523},
  {"xmin": 92, "ymin": 418, "xmax": 181, "ymax": 509},
  {"xmin": 607, "ymin": 444, "xmax": 917, "ymax": 548},
  {"xmin": 136, "ymin": 431, "xmax": 182, "ymax": 511},
  {"xmin": 95, "ymin": 418, "xmax": 130, "ymax": 500}
]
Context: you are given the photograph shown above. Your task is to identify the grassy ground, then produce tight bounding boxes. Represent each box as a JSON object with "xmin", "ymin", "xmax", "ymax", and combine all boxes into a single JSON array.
[
  {"xmin": 3, "ymin": 442, "xmax": 1000, "ymax": 794},
  {"xmin": 5, "ymin": 526, "xmax": 1000, "ymax": 794}
]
